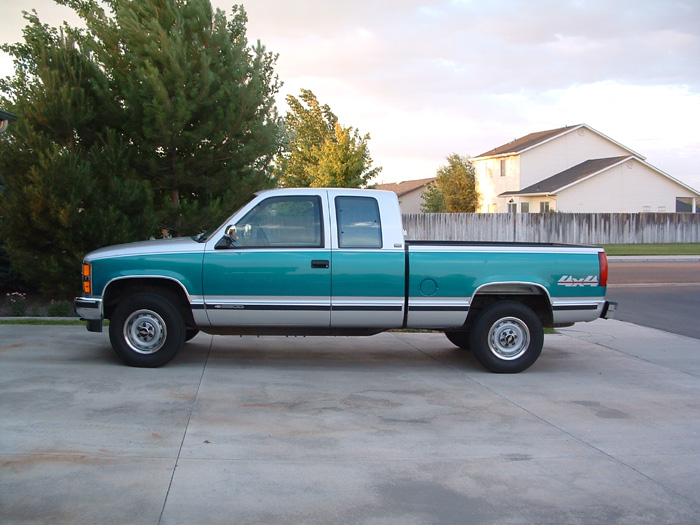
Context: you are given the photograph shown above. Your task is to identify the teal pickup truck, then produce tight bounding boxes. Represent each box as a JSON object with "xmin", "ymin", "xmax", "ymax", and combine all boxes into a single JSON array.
[{"xmin": 75, "ymin": 188, "xmax": 615, "ymax": 373}]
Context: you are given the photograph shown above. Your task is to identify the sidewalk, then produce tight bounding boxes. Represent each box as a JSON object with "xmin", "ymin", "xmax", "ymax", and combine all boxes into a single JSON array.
[{"xmin": 2, "ymin": 321, "xmax": 700, "ymax": 524}]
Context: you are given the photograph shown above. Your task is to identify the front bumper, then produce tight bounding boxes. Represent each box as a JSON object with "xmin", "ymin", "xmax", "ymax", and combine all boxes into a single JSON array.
[
  {"xmin": 601, "ymin": 301, "xmax": 617, "ymax": 319},
  {"xmin": 75, "ymin": 297, "xmax": 103, "ymax": 332}
]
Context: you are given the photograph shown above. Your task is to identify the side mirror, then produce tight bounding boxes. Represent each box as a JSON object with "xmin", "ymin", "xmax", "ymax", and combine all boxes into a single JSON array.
[
  {"xmin": 215, "ymin": 225, "xmax": 238, "ymax": 250},
  {"xmin": 225, "ymin": 225, "xmax": 238, "ymax": 241}
]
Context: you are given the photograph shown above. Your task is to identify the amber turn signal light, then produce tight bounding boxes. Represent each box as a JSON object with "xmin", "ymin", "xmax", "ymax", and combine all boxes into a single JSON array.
[{"xmin": 82, "ymin": 263, "xmax": 91, "ymax": 294}]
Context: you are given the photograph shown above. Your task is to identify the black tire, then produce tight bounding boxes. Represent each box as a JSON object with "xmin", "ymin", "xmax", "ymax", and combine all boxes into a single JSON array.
[
  {"xmin": 469, "ymin": 301, "xmax": 543, "ymax": 373},
  {"xmin": 185, "ymin": 329, "xmax": 200, "ymax": 342},
  {"xmin": 445, "ymin": 330, "xmax": 471, "ymax": 350},
  {"xmin": 109, "ymin": 293, "xmax": 185, "ymax": 368}
]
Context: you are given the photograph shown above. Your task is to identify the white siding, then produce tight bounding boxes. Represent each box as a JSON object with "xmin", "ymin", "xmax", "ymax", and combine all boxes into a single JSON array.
[
  {"xmin": 475, "ymin": 125, "xmax": 700, "ymax": 214},
  {"xmin": 532, "ymin": 197, "xmax": 556, "ymax": 212},
  {"xmin": 556, "ymin": 159, "xmax": 697, "ymax": 213},
  {"xmin": 476, "ymin": 156, "xmax": 519, "ymax": 212},
  {"xmin": 519, "ymin": 127, "xmax": 631, "ymax": 188},
  {"xmin": 397, "ymin": 188, "xmax": 427, "ymax": 214}
]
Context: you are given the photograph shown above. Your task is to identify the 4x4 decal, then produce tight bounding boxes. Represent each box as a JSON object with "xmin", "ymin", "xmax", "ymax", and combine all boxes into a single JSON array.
[{"xmin": 558, "ymin": 275, "xmax": 599, "ymax": 287}]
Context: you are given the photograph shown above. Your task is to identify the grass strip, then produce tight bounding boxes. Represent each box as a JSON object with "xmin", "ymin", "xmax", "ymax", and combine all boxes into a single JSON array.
[
  {"xmin": 0, "ymin": 319, "xmax": 110, "ymax": 326},
  {"xmin": 0, "ymin": 319, "xmax": 88, "ymax": 326}
]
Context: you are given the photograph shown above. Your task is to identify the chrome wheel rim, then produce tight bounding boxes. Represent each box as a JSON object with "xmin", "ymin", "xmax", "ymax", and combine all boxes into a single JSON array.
[
  {"xmin": 124, "ymin": 309, "xmax": 167, "ymax": 355},
  {"xmin": 488, "ymin": 317, "xmax": 530, "ymax": 360}
]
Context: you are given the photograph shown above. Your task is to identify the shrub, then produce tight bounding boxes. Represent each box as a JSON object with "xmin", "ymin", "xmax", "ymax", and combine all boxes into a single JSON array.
[
  {"xmin": 47, "ymin": 299, "xmax": 73, "ymax": 317},
  {"xmin": 6, "ymin": 292, "xmax": 27, "ymax": 316}
]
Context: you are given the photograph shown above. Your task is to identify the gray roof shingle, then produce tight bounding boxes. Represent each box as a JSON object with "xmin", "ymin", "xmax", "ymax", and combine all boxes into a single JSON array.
[
  {"xmin": 476, "ymin": 125, "xmax": 580, "ymax": 158},
  {"xmin": 499, "ymin": 156, "xmax": 632, "ymax": 196}
]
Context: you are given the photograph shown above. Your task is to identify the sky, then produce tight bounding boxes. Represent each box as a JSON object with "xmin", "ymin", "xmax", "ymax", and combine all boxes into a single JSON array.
[{"xmin": 1, "ymin": 0, "xmax": 699, "ymax": 190}]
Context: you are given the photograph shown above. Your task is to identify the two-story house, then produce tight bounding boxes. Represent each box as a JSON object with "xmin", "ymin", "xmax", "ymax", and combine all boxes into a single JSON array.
[{"xmin": 473, "ymin": 124, "xmax": 699, "ymax": 213}]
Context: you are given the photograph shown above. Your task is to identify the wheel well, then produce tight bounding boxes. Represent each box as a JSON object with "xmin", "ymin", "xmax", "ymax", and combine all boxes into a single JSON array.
[
  {"xmin": 466, "ymin": 289, "xmax": 553, "ymax": 329},
  {"xmin": 103, "ymin": 278, "xmax": 196, "ymax": 328}
]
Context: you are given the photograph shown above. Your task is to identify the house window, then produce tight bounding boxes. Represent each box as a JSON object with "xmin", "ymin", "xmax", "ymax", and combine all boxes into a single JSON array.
[
  {"xmin": 539, "ymin": 202, "xmax": 550, "ymax": 213},
  {"xmin": 658, "ymin": 206, "xmax": 666, "ymax": 212},
  {"xmin": 676, "ymin": 197, "xmax": 697, "ymax": 212},
  {"xmin": 507, "ymin": 202, "xmax": 517, "ymax": 213},
  {"xmin": 500, "ymin": 159, "xmax": 507, "ymax": 177},
  {"xmin": 521, "ymin": 202, "xmax": 530, "ymax": 213},
  {"xmin": 642, "ymin": 206, "xmax": 651, "ymax": 212}
]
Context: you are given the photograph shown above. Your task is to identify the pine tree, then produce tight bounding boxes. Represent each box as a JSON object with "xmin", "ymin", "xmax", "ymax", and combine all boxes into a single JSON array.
[
  {"xmin": 66, "ymin": 0, "xmax": 283, "ymax": 234},
  {"xmin": 0, "ymin": 1, "xmax": 282, "ymax": 294},
  {"xmin": 276, "ymin": 89, "xmax": 380, "ymax": 188},
  {"xmin": 0, "ymin": 15, "xmax": 156, "ymax": 296}
]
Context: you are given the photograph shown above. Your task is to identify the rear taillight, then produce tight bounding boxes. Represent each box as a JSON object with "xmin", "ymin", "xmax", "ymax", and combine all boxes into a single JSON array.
[{"xmin": 598, "ymin": 252, "xmax": 608, "ymax": 287}]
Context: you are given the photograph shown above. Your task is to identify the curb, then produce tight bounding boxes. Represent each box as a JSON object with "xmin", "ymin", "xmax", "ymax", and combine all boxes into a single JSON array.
[{"xmin": 608, "ymin": 255, "xmax": 700, "ymax": 263}]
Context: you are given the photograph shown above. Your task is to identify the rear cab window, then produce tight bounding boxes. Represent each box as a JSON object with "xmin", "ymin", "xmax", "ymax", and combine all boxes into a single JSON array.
[{"xmin": 335, "ymin": 196, "xmax": 382, "ymax": 249}]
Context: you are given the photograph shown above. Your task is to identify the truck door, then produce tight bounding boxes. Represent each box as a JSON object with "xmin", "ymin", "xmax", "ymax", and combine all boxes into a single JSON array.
[
  {"xmin": 329, "ymin": 193, "xmax": 405, "ymax": 328},
  {"xmin": 202, "ymin": 194, "xmax": 331, "ymax": 327}
]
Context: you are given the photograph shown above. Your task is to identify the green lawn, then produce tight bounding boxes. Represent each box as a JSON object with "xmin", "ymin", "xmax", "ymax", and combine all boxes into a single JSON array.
[{"xmin": 601, "ymin": 243, "xmax": 700, "ymax": 255}]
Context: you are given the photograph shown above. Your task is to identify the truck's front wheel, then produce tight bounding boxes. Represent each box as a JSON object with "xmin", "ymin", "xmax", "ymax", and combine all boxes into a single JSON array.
[
  {"xmin": 109, "ymin": 293, "xmax": 185, "ymax": 368},
  {"xmin": 469, "ymin": 301, "xmax": 543, "ymax": 373}
]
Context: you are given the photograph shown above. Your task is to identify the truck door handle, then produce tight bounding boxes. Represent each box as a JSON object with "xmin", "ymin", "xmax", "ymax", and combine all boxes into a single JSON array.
[{"xmin": 311, "ymin": 260, "xmax": 329, "ymax": 269}]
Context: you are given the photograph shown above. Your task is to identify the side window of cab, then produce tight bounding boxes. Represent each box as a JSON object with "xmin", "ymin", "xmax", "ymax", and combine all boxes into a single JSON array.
[
  {"xmin": 232, "ymin": 196, "xmax": 323, "ymax": 248},
  {"xmin": 335, "ymin": 196, "xmax": 382, "ymax": 249}
]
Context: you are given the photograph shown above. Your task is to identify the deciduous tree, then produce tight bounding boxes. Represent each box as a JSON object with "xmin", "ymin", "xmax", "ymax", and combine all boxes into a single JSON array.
[
  {"xmin": 421, "ymin": 154, "xmax": 479, "ymax": 213},
  {"xmin": 276, "ymin": 89, "xmax": 380, "ymax": 188}
]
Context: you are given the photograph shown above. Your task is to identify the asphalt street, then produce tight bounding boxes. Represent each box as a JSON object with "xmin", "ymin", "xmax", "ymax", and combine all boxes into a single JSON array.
[
  {"xmin": 607, "ymin": 259, "xmax": 700, "ymax": 339},
  {"xmin": 2, "ymin": 321, "xmax": 700, "ymax": 524}
]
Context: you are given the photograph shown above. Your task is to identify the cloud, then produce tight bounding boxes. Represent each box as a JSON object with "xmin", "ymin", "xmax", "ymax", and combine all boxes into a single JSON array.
[
  {"xmin": 237, "ymin": 0, "xmax": 700, "ymax": 185},
  {"xmin": 2, "ymin": 0, "xmax": 699, "ymax": 187},
  {"xmin": 243, "ymin": 0, "xmax": 700, "ymax": 95},
  {"xmin": 238, "ymin": 0, "xmax": 700, "ymax": 134}
]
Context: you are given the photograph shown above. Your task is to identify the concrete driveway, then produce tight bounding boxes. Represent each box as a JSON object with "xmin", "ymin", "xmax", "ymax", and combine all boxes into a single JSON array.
[{"xmin": 2, "ymin": 320, "xmax": 700, "ymax": 524}]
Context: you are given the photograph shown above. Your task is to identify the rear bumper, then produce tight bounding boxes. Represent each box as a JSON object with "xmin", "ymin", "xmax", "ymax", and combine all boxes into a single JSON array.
[{"xmin": 601, "ymin": 301, "xmax": 617, "ymax": 319}]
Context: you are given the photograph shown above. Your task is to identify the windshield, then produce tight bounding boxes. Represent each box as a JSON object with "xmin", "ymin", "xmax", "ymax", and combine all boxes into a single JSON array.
[{"xmin": 192, "ymin": 225, "xmax": 220, "ymax": 243}]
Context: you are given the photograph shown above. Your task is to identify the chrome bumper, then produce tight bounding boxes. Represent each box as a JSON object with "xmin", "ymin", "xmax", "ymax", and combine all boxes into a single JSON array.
[
  {"xmin": 601, "ymin": 301, "xmax": 617, "ymax": 319},
  {"xmin": 75, "ymin": 297, "xmax": 103, "ymax": 332}
]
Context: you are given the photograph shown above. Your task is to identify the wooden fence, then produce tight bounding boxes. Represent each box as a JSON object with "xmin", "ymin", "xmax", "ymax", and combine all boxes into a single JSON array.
[{"xmin": 402, "ymin": 213, "xmax": 700, "ymax": 244}]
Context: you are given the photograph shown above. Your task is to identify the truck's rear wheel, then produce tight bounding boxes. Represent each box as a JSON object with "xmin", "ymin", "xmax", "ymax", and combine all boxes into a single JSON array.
[
  {"xmin": 469, "ymin": 301, "xmax": 543, "ymax": 373},
  {"xmin": 109, "ymin": 293, "xmax": 185, "ymax": 368}
]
